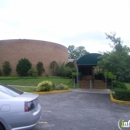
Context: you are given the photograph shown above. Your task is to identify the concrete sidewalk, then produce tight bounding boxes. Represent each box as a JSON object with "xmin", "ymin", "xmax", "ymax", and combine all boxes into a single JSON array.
[{"xmin": 71, "ymin": 88, "xmax": 112, "ymax": 94}]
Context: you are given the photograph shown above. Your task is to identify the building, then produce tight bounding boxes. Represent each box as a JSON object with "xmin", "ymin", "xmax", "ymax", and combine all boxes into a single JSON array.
[
  {"xmin": 76, "ymin": 53, "xmax": 107, "ymax": 89},
  {"xmin": 0, "ymin": 39, "xmax": 68, "ymax": 75}
]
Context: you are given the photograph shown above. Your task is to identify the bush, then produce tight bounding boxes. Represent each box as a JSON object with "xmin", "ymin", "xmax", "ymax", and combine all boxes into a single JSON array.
[
  {"xmin": 16, "ymin": 58, "xmax": 32, "ymax": 76},
  {"xmin": 28, "ymin": 68, "xmax": 38, "ymax": 77},
  {"xmin": 55, "ymin": 84, "xmax": 69, "ymax": 90},
  {"xmin": 45, "ymin": 73, "xmax": 49, "ymax": 77},
  {"xmin": 36, "ymin": 80, "xmax": 55, "ymax": 91},
  {"xmin": 0, "ymin": 69, "xmax": 3, "ymax": 76},
  {"xmin": 65, "ymin": 62, "xmax": 75, "ymax": 68},
  {"xmin": 114, "ymin": 89, "xmax": 130, "ymax": 101},
  {"xmin": 113, "ymin": 81, "xmax": 127, "ymax": 89},
  {"xmin": 2, "ymin": 61, "xmax": 11, "ymax": 76},
  {"xmin": 55, "ymin": 63, "xmax": 66, "ymax": 77},
  {"xmin": 50, "ymin": 61, "xmax": 58, "ymax": 75},
  {"xmin": 36, "ymin": 62, "xmax": 45, "ymax": 76},
  {"xmin": 65, "ymin": 67, "xmax": 72, "ymax": 78}
]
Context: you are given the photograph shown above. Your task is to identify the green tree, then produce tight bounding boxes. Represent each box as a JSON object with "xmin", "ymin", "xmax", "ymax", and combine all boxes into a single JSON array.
[
  {"xmin": 16, "ymin": 58, "xmax": 32, "ymax": 76},
  {"xmin": 65, "ymin": 62, "xmax": 75, "ymax": 68},
  {"xmin": 98, "ymin": 32, "xmax": 130, "ymax": 82},
  {"xmin": 68, "ymin": 45, "xmax": 88, "ymax": 59},
  {"xmin": 50, "ymin": 61, "xmax": 58, "ymax": 75},
  {"xmin": 2, "ymin": 61, "xmax": 11, "ymax": 76},
  {"xmin": 36, "ymin": 62, "xmax": 45, "ymax": 76}
]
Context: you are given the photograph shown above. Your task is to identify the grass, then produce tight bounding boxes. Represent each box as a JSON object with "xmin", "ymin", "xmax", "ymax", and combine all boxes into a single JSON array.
[
  {"xmin": 14, "ymin": 86, "xmax": 36, "ymax": 92},
  {"xmin": 125, "ymin": 83, "xmax": 130, "ymax": 90},
  {"xmin": 0, "ymin": 76, "xmax": 74, "ymax": 88}
]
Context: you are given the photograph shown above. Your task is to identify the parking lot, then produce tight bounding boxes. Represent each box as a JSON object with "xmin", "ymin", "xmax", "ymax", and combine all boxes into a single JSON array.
[{"xmin": 33, "ymin": 91, "xmax": 130, "ymax": 130}]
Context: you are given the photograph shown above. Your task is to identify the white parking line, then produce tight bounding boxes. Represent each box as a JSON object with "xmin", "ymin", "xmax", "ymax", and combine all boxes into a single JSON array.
[
  {"xmin": 42, "ymin": 110, "xmax": 52, "ymax": 112},
  {"xmin": 39, "ymin": 121, "xmax": 48, "ymax": 124}
]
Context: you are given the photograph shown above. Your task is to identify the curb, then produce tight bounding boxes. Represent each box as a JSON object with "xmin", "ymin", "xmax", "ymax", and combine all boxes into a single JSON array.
[
  {"xmin": 32, "ymin": 90, "xmax": 71, "ymax": 95},
  {"xmin": 110, "ymin": 93, "xmax": 130, "ymax": 105}
]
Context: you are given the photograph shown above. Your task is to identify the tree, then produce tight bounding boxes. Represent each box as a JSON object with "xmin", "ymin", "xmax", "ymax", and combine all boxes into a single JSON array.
[
  {"xmin": 16, "ymin": 58, "xmax": 32, "ymax": 76},
  {"xmin": 65, "ymin": 62, "xmax": 75, "ymax": 68},
  {"xmin": 36, "ymin": 62, "xmax": 45, "ymax": 76},
  {"xmin": 68, "ymin": 45, "xmax": 88, "ymax": 59},
  {"xmin": 2, "ymin": 61, "xmax": 11, "ymax": 76},
  {"xmin": 98, "ymin": 32, "xmax": 130, "ymax": 82},
  {"xmin": 50, "ymin": 61, "xmax": 58, "ymax": 75}
]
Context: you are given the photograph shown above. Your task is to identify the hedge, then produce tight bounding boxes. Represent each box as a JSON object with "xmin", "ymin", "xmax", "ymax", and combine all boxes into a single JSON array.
[{"xmin": 114, "ymin": 89, "xmax": 130, "ymax": 101}]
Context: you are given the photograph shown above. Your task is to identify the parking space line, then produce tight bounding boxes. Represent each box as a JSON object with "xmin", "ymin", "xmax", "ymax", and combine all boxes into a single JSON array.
[
  {"xmin": 42, "ymin": 110, "xmax": 52, "ymax": 112},
  {"xmin": 39, "ymin": 121, "xmax": 48, "ymax": 124}
]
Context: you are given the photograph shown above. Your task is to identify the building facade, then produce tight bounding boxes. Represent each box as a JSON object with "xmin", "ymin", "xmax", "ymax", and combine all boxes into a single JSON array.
[{"xmin": 0, "ymin": 39, "xmax": 68, "ymax": 75}]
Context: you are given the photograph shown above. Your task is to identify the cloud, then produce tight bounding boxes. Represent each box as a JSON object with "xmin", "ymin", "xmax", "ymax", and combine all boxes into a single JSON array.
[{"xmin": 0, "ymin": 0, "xmax": 130, "ymax": 53}]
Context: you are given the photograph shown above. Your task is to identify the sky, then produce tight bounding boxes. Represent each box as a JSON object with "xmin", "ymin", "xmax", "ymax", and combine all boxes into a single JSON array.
[{"xmin": 0, "ymin": 0, "xmax": 130, "ymax": 53}]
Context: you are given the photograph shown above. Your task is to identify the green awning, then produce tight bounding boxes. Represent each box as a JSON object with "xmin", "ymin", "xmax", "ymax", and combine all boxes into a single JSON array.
[{"xmin": 77, "ymin": 53, "xmax": 101, "ymax": 65}]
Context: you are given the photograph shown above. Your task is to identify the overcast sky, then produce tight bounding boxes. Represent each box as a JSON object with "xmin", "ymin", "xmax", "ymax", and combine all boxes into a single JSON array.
[{"xmin": 0, "ymin": 0, "xmax": 130, "ymax": 53}]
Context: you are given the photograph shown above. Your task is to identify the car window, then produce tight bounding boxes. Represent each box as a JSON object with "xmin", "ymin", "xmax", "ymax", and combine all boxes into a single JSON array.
[{"xmin": 0, "ymin": 84, "xmax": 23, "ymax": 97}]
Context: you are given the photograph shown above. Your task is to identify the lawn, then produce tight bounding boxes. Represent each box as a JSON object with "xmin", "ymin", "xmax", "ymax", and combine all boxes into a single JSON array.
[
  {"xmin": 14, "ymin": 86, "xmax": 36, "ymax": 92},
  {"xmin": 125, "ymin": 83, "xmax": 130, "ymax": 90},
  {"xmin": 0, "ymin": 76, "xmax": 74, "ymax": 88}
]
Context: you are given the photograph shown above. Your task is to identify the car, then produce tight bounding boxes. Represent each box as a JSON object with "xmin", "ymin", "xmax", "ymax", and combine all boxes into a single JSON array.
[{"xmin": 0, "ymin": 84, "xmax": 41, "ymax": 130}]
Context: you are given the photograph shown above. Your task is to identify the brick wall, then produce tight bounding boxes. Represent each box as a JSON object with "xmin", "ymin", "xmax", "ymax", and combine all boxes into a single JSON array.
[{"xmin": 0, "ymin": 39, "xmax": 68, "ymax": 75}]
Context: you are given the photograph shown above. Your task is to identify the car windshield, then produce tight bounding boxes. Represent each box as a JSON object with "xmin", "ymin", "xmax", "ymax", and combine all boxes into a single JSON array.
[{"xmin": 0, "ymin": 84, "xmax": 23, "ymax": 97}]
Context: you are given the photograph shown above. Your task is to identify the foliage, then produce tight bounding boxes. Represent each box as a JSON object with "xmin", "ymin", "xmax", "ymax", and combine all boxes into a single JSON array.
[
  {"xmin": 55, "ymin": 63, "xmax": 77, "ymax": 78},
  {"xmin": 68, "ymin": 45, "xmax": 89, "ymax": 59},
  {"xmin": 55, "ymin": 84, "xmax": 69, "ymax": 90},
  {"xmin": 55, "ymin": 63, "xmax": 66, "ymax": 77},
  {"xmin": 28, "ymin": 68, "xmax": 38, "ymax": 77},
  {"xmin": 104, "ymin": 71, "xmax": 116, "ymax": 80},
  {"xmin": 65, "ymin": 62, "xmax": 75, "ymax": 68},
  {"xmin": 65, "ymin": 67, "xmax": 73, "ymax": 78},
  {"xmin": 2, "ymin": 61, "xmax": 11, "ymax": 76},
  {"xmin": 113, "ymin": 81, "xmax": 127, "ymax": 89},
  {"xmin": 114, "ymin": 89, "xmax": 130, "ymax": 101},
  {"xmin": 16, "ymin": 58, "xmax": 32, "ymax": 76},
  {"xmin": 98, "ymin": 32, "xmax": 130, "ymax": 82},
  {"xmin": 45, "ymin": 73, "xmax": 49, "ymax": 77},
  {"xmin": 0, "ymin": 69, "xmax": 2, "ymax": 76},
  {"xmin": 36, "ymin": 61, "xmax": 45, "ymax": 76},
  {"xmin": 50, "ymin": 61, "xmax": 58, "ymax": 75},
  {"xmin": 125, "ymin": 83, "xmax": 130, "ymax": 90},
  {"xmin": 72, "ymin": 72, "xmax": 81, "ymax": 79},
  {"xmin": 36, "ymin": 80, "xmax": 55, "ymax": 91}
]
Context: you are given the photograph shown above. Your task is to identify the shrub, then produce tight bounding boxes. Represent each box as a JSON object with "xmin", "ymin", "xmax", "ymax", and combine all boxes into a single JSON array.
[
  {"xmin": 36, "ymin": 62, "xmax": 45, "ymax": 76},
  {"xmin": 28, "ymin": 68, "xmax": 38, "ymax": 77},
  {"xmin": 45, "ymin": 73, "xmax": 49, "ymax": 77},
  {"xmin": 50, "ymin": 61, "xmax": 58, "ymax": 75},
  {"xmin": 65, "ymin": 62, "xmax": 75, "ymax": 68},
  {"xmin": 55, "ymin": 63, "xmax": 66, "ymax": 77},
  {"xmin": 0, "ymin": 69, "xmax": 3, "ymax": 76},
  {"xmin": 16, "ymin": 58, "xmax": 32, "ymax": 76},
  {"xmin": 55, "ymin": 84, "xmax": 69, "ymax": 90},
  {"xmin": 65, "ymin": 67, "xmax": 72, "ymax": 78},
  {"xmin": 2, "ymin": 61, "xmax": 11, "ymax": 76},
  {"xmin": 36, "ymin": 80, "xmax": 55, "ymax": 91},
  {"xmin": 114, "ymin": 89, "xmax": 130, "ymax": 101},
  {"xmin": 113, "ymin": 81, "xmax": 127, "ymax": 89}
]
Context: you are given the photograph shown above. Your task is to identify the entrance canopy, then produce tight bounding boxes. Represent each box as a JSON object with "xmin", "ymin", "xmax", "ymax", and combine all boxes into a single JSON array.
[{"xmin": 77, "ymin": 53, "xmax": 101, "ymax": 65}]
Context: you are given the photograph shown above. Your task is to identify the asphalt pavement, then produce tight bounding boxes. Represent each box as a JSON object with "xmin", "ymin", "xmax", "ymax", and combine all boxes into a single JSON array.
[{"xmin": 33, "ymin": 91, "xmax": 130, "ymax": 130}]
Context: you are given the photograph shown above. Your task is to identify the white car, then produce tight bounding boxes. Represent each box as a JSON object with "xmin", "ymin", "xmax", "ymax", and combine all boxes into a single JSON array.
[{"xmin": 0, "ymin": 84, "xmax": 41, "ymax": 130}]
